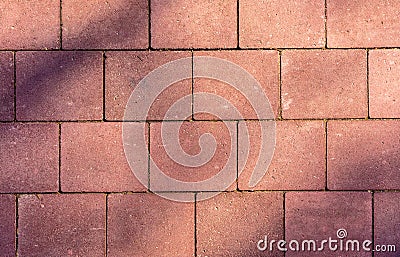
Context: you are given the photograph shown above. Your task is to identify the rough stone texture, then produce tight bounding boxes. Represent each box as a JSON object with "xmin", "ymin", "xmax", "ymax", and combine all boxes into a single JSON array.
[
  {"xmin": 328, "ymin": 120, "xmax": 400, "ymax": 190},
  {"xmin": 0, "ymin": 52, "xmax": 14, "ymax": 121},
  {"xmin": 286, "ymin": 192, "xmax": 372, "ymax": 257},
  {"xmin": 240, "ymin": 0, "xmax": 325, "ymax": 48},
  {"xmin": 327, "ymin": 0, "xmax": 400, "ymax": 47},
  {"xmin": 0, "ymin": 123, "xmax": 59, "ymax": 193},
  {"xmin": 63, "ymin": 0, "xmax": 148, "ymax": 49},
  {"xmin": 0, "ymin": 0, "xmax": 60, "ymax": 49},
  {"xmin": 197, "ymin": 192, "xmax": 284, "ymax": 257},
  {"xmin": 281, "ymin": 50, "xmax": 367, "ymax": 119},
  {"xmin": 107, "ymin": 193, "xmax": 194, "ymax": 257},
  {"xmin": 239, "ymin": 120, "xmax": 325, "ymax": 190},
  {"xmin": 16, "ymin": 51, "xmax": 103, "ymax": 121},
  {"xmin": 61, "ymin": 122, "xmax": 146, "ymax": 192},
  {"xmin": 369, "ymin": 50, "xmax": 400, "ymax": 118},
  {"xmin": 18, "ymin": 194, "xmax": 106, "ymax": 257},
  {"xmin": 0, "ymin": 195, "xmax": 15, "ymax": 257},
  {"xmin": 151, "ymin": 0, "xmax": 237, "ymax": 48}
]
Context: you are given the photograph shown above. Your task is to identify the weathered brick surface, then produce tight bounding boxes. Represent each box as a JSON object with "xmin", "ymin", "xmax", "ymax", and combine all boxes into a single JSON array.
[
  {"xmin": 239, "ymin": 120, "xmax": 325, "ymax": 190},
  {"xmin": 0, "ymin": 52, "xmax": 14, "ymax": 121},
  {"xmin": 0, "ymin": 195, "xmax": 15, "ymax": 257},
  {"xmin": 16, "ymin": 51, "xmax": 103, "ymax": 121},
  {"xmin": 63, "ymin": 0, "xmax": 148, "ymax": 49},
  {"xmin": 327, "ymin": 0, "xmax": 400, "ymax": 47},
  {"xmin": 197, "ymin": 192, "xmax": 284, "ymax": 257},
  {"xmin": 281, "ymin": 50, "xmax": 367, "ymax": 119},
  {"xmin": 240, "ymin": 0, "xmax": 325, "ymax": 48},
  {"xmin": 369, "ymin": 50, "xmax": 400, "ymax": 118},
  {"xmin": 151, "ymin": 0, "xmax": 237, "ymax": 48},
  {"xmin": 0, "ymin": 0, "xmax": 60, "ymax": 49},
  {"xmin": 286, "ymin": 192, "xmax": 372, "ymax": 257},
  {"xmin": 18, "ymin": 194, "xmax": 106, "ymax": 257},
  {"xmin": 0, "ymin": 123, "xmax": 59, "ymax": 193},
  {"xmin": 328, "ymin": 120, "xmax": 400, "ymax": 190},
  {"xmin": 107, "ymin": 193, "xmax": 194, "ymax": 257},
  {"xmin": 61, "ymin": 122, "xmax": 146, "ymax": 192}
]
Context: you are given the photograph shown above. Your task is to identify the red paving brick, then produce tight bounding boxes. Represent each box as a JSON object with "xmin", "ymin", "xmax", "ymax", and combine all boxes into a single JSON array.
[
  {"xmin": 0, "ymin": 0, "xmax": 60, "ymax": 49},
  {"xmin": 374, "ymin": 192, "xmax": 400, "ymax": 257},
  {"xmin": 0, "ymin": 195, "xmax": 15, "ymax": 257},
  {"xmin": 105, "ymin": 51, "xmax": 191, "ymax": 121},
  {"xmin": 193, "ymin": 50, "xmax": 279, "ymax": 120},
  {"xmin": 0, "ymin": 123, "xmax": 58, "ymax": 193},
  {"xmin": 107, "ymin": 193, "xmax": 194, "ymax": 257},
  {"xmin": 16, "ymin": 51, "xmax": 103, "ymax": 121},
  {"xmin": 328, "ymin": 120, "xmax": 400, "ymax": 190},
  {"xmin": 62, "ymin": 0, "xmax": 148, "ymax": 49},
  {"xmin": 197, "ymin": 192, "xmax": 284, "ymax": 257},
  {"xmin": 239, "ymin": 120, "xmax": 325, "ymax": 190},
  {"xmin": 285, "ymin": 192, "xmax": 372, "ymax": 257},
  {"xmin": 369, "ymin": 50, "xmax": 400, "ymax": 118},
  {"xmin": 240, "ymin": 0, "xmax": 325, "ymax": 48},
  {"xmin": 61, "ymin": 122, "xmax": 146, "ymax": 192},
  {"xmin": 327, "ymin": 0, "xmax": 400, "ymax": 47},
  {"xmin": 151, "ymin": 0, "xmax": 237, "ymax": 49},
  {"xmin": 0, "ymin": 52, "xmax": 14, "ymax": 121},
  {"xmin": 281, "ymin": 50, "xmax": 367, "ymax": 119},
  {"xmin": 18, "ymin": 194, "xmax": 105, "ymax": 257}
]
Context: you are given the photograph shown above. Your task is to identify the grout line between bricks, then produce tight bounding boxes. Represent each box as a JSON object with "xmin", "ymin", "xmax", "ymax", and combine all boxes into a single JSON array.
[
  {"xmin": 191, "ymin": 51, "xmax": 194, "ymax": 120},
  {"xmin": 236, "ymin": 121, "xmax": 239, "ymax": 190},
  {"xmin": 194, "ymin": 193, "xmax": 197, "ymax": 257},
  {"xmin": 60, "ymin": 0, "xmax": 63, "ymax": 49},
  {"xmin": 371, "ymin": 191, "xmax": 375, "ymax": 257},
  {"xmin": 15, "ymin": 194, "xmax": 19, "ymax": 257},
  {"xmin": 58, "ymin": 123, "xmax": 62, "ymax": 192},
  {"xmin": 147, "ymin": 122, "xmax": 151, "ymax": 191},
  {"xmin": 13, "ymin": 51, "xmax": 17, "ymax": 122},
  {"xmin": 236, "ymin": 0, "xmax": 240, "ymax": 48},
  {"xmin": 324, "ymin": 120, "xmax": 328, "ymax": 191},
  {"xmin": 283, "ymin": 191, "xmax": 286, "ymax": 257},
  {"xmin": 105, "ymin": 193, "xmax": 109, "ymax": 257},
  {"xmin": 324, "ymin": 0, "xmax": 328, "ymax": 48},
  {"xmin": 102, "ymin": 52, "xmax": 106, "ymax": 121},
  {"xmin": 367, "ymin": 49, "xmax": 370, "ymax": 119},
  {"xmin": 278, "ymin": 50, "xmax": 283, "ymax": 120},
  {"xmin": 148, "ymin": 0, "xmax": 152, "ymax": 49}
]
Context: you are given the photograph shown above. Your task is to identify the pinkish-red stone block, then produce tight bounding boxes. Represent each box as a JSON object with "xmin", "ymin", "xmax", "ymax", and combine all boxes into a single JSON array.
[
  {"xmin": 240, "ymin": 0, "xmax": 325, "ymax": 48},
  {"xmin": 374, "ymin": 192, "xmax": 400, "ymax": 257},
  {"xmin": 0, "ymin": 195, "xmax": 15, "ymax": 257},
  {"xmin": 61, "ymin": 122, "xmax": 146, "ymax": 192},
  {"xmin": 151, "ymin": 0, "xmax": 237, "ymax": 48},
  {"xmin": 239, "ymin": 120, "xmax": 325, "ymax": 190},
  {"xmin": 0, "ymin": 123, "xmax": 59, "ymax": 193},
  {"xmin": 18, "ymin": 194, "xmax": 106, "ymax": 257},
  {"xmin": 328, "ymin": 120, "xmax": 400, "ymax": 190},
  {"xmin": 327, "ymin": 0, "xmax": 400, "ymax": 47},
  {"xmin": 286, "ymin": 192, "xmax": 372, "ymax": 257},
  {"xmin": 0, "ymin": 0, "xmax": 60, "ymax": 49},
  {"xmin": 16, "ymin": 51, "xmax": 103, "ymax": 121},
  {"xmin": 369, "ymin": 50, "xmax": 400, "ymax": 118},
  {"xmin": 105, "ymin": 51, "xmax": 192, "ymax": 121},
  {"xmin": 0, "ymin": 52, "xmax": 14, "ymax": 121},
  {"xmin": 193, "ymin": 50, "xmax": 279, "ymax": 120},
  {"xmin": 107, "ymin": 193, "xmax": 194, "ymax": 257},
  {"xmin": 281, "ymin": 50, "xmax": 367, "ymax": 119},
  {"xmin": 63, "ymin": 0, "xmax": 148, "ymax": 49},
  {"xmin": 197, "ymin": 192, "xmax": 284, "ymax": 257}
]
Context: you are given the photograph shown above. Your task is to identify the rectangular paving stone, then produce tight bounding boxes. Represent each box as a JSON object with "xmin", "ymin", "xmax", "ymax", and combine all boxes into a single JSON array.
[
  {"xmin": 62, "ymin": 0, "xmax": 148, "ymax": 49},
  {"xmin": 16, "ymin": 51, "xmax": 103, "ymax": 121},
  {"xmin": 328, "ymin": 120, "xmax": 400, "ymax": 190},
  {"xmin": 281, "ymin": 50, "xmax": 367, "ymax": 119},
  {"xmin": 151, "ymin": 0, "xmax": 237, "ymax": 48},
  {"xmin": 239, "ymin": 120, "xmax": 325, "ymax": 190},
  {"xmin": 61, "ymin": 122, "xmax": 146, "ymax": 192},
  {"xmin": 374, "ymin": 192, "xmax": 400, "ymax": 257},
  {"xmin": 107, "ymin": 193, "xmax": 194, "ymax": 257},
  {"xmin": 327, "ymin": 0, "xmax": 400, "ymax": 47},
  {"xmin": 0, "ymin": 195, "xmax": 15, "ymax": 257},
  {"xmin": 18, "ymin": 194, "xmax": 106, "ymax": 257},
  {"xmin": 286, "ymin": 192, "xmax": 372, "ymax": 256},
  {"xmin": 240, "ymin": 0, "xmax": 325, "ymax": 48},
  {"xmin": 193, "ymin": 50, "xmax": 279, "ymax": 120},
  {"xmin": 197, "ymin": 192, "xmax": 284, "ymax": 257},
  {"xmin": 105, "ymin": 51, "xmax": 191, "ymax": 121},
  {"xmin": 0, "ymin": 0, "xmax": 60, "ymax": 49},
  {"xmin": 369, "ymin": 50, "xmax": 400, "ymax": 118},
  {"xmin": 0, "ymin": 123, "xmax": 58, "ymax": 193},
  {"xmin": 0, "ymin": 52, "xmax": 14, "ymax": 121}
]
